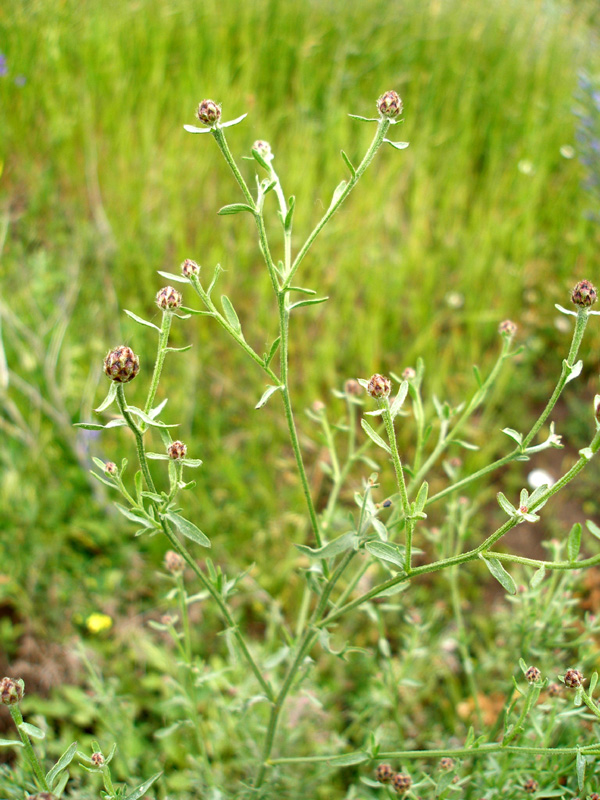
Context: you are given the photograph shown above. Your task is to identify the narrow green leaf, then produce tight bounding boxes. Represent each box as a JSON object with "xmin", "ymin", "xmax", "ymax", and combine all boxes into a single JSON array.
[
  {"xmin": 104, "ymin": 419, "xmax": 127, "ymax": 429},
  {"xmin": 0, "ymin": 739, "xmax": 23, "ymax": 747},
  {"xmin": 221, "ymin": 295, "xmax": 243, "ymax": 335},
  {"xmin": 165, "ymin": 512, "xmax": 211, "ymax": 548},
  {"xmin": 18, "ymin": 722, "xmax": 45, "ymax": 740},
  {"xmin": 251, "ymin": 147, "xmax": 271, "ymax": 170},
  {"xmin": 285, "ymin": 286, "xmax": 317, "ymax": 295},
  {"xmin": 383, "ymin": 139, "xmax": 409, "ymax": 150},
  {"xmin": 389, "ymin": 381, "xmax": 409, "ymax": 418},
  {"xmin": 125, "ymin": 407, "xmax": 179, "ymax": 428},
  {"xmin": 365, "ymin": 541, "xmax": 406, "ymax": 569},
  {"xmin": 530, "ymin": 566, "xmax": 546, "ymax": 588},
  {"xmin": 340, "ymin": 149, "xmax": 356, "ymax": 178},
  {"xmin": 157, "ymin": 270, "xmax": 189, "ymax": 284},
  {"xmin": 589, "ymin": 671, "xmax": 599, "ymax": 697},
  {"xmin": 502, "ymin": 427, "xmax": 523, "ymax": 445},
  {"xmin": 255, "ymin": 385, "xmax": 283, "ymax": 409},
  {"xmin": 134, "ymin": 470, "xmax": 143, "ymax": 504},
  {"xmin": 328, "ymin": 180, "xmax": 347, "ymax": 211},
  {"xmin": 217, "ymin": 203, "xmax": 255, "ymax": 216},
  {"xmin": 264, "ymin": 336, "xmax": 281, "ymax": 368},
  {"xmin": 415, "ymin": 481, "xmax": 429, "ymax": 513},
  {"xmin": 295, "ymin": 532, "xmax": 358, "ymax": 560},
  {"xmin": 360, "ymin": 419, "xmax": 391, "ymax": 454},
  {"xmin": 576, "ymin": 749, "xmax": 586, "ymax": 791},
  {"xmin": 165, "ymin": 344, "xmax": 193, "ymax": 353},
  {"xmin": 46, "ymin": 741, "xmax": 78, "ymax": 790},
  {"xmin": 283, "ymin": 196, "xmax": 295, "ymax": 231},
  {"xmin": 288, "ymin": 296, "xmax": 329, "ymax": 311},
  {"xmin": 450, "ymin": 438, "xmax": 479, "ymax": 451},
  {"xmin": 124, "ymin": 772, "xmax": 163, "ymax": 800},
  {"xmin": 90, "ymin": 471, "xmax": 117, "ymax": 489},
  {"xmin": 497, "ymin": 491, "xmax": 516, "ymax": 517},
  {"xmin": 74, "ymin": 423, "xmax": 107, "ymax": 431},
  {"xmin": 53, "ymin": 769, "xmax": 69, "ymax": 798},
  {"xmin": 480, "ymin": 555, "xmax": 517, "ymax": 595},
  {"xmin": 567, "ymin": 522, "xmax": 582, "ymax": 562},
  {"xmin": 565, "ymin": 359, "xmax": 583, "ymax": 384},
  {"xmin": 348, "ymin": 113, "xmax": 379, "ymax": 122},
  {"xmin": 94, "ymin": 382, "xmax": 118, "ymax": 413},
  {"xmin": 114, "ymin": 503, "xmax": 153, "ymax": 527},
  {"xmin": 124, "ymin": 310, "xmax": 160, "ymax": 331}
]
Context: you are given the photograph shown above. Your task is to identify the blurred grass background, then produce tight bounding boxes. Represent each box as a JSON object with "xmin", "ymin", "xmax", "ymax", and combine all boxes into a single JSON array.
[{"xmin": 1, "ymin": 0, "xmax": 600, "ymax": 759}]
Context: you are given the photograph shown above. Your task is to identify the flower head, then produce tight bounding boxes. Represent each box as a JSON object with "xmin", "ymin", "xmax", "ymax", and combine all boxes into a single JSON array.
[
  {"xmin": 498, "ymin": 319, "xmax": 517, "ymax": 338},
  {"xmin": 91, "ymin": 752, "xmax": 105, "ymax": 767},
  {"xmin": 104, "ymin": 346, "xmax": 140, "ymax": 383},
  {"xmin": 571, "ymin": 279, "xmax": 597, "ymax": 308},
  {"xmin": 168, "ymin": 440, "xmax": 187, "ymax": 460},
  {"xmin": 563, "ymin": 667, "xmax": 584, "ymax": 688},
  {"xmin": 377, "ymin": 91, "xmax": 403, "ymax": 118},
  {"xmin": 164, "ymin": 550, "xmax": 185, "ymax": 574},
  {"xmin": 525, "ymin": 665, "xmax": 541, "ymax": 684},
  {"xmin": 196, "ymin": 99, "xmax": 221, "ymax": 126},
  {"xmin": 375, "ymin": 764, "xmax": 394, "ymax": 783},
  {"xmin": 367, "ymin": 374, "xmax": 392, "ymax": 399},
  {"xmin": 0, "ymin": 677, "xmax": 24, "ymax": 705},
  {"xmin": 253, "ymin": 140, "xmax": 273, "ymax": 161},
  {"xmin": 181, "ymin": 258, "xmax": 200, "ymax": 278},
  {"xmin": 391, "ymin": 773, "xmax": 411, "ymax": 794},
  {"xmin": 156, "ymin": 286, "xmax": 182, "ymax": 310}
]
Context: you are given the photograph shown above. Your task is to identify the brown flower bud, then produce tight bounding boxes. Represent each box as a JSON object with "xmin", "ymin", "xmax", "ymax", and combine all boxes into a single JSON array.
[
  {"xmin": 344, "ymin": 379, "xmax": 362, "ymax": 396},
  {"xmin": 168, "ymin": 440, "xmax": 187, "ymax": 460},
  {"xmin": 375, "ymin": 764, "xmax": 394, "ymax": 783},
  {"xmin": 392, "ymin": 773, "xmax": 412, "ymax": 794},
  {"xmin": 181, "ymin": 259, "xmax": 200, "ymax": 278},
  {"xmin": 253, "ymin": 140, "xmax": 272, "ymax": 160},
  {"xmin": 196, "ymin": 99, "xmax": 221, "ymax": 126},
  {"xmin": 164, "ymin": 550, "xmax": 185, "ymax": 574},
  {"xmin": 498, "ymin": 319, "xmax": 517, "ymax": 337},
  {"xmin": 524, "ymin": 778, "xmax": 539, "ymax": 794},
  {"xmin": 377, "ymin": 91, "xmax": 403, "ymax": 118},
  {"xmin": 104, "ymin": 346, "xmax": 140, "ymax": 383},
  {"xmin": 156, "ymin": 286, "xmax": 182, "ymax": 310},
  {"xmin": 0, "ymin": 677, "xmax": 24, "ymax": 705},
  {"xmin": 525, "ymin": 665, "xmax": 541, "ymax": 683},
  {"xmin": 367, "ymin": 374, "xmax": 392, "ymax": 399},
  {"xmin": 571, "ymin": 279, "xmax": 597, "ymax": 308},
  {"xmin": 401, "ymin": 367, "xmax": 416, "ymax": 380},
  {"xmin": 439, "ymin": 757, "xmax": 454, "ymax": 770},
  {"xmin": 91, "ymin": 752, "xmax": 105, "ymax": 767},
  {"xmin": 104, "ymin": 462, "xmax": 118, "ymax": 476},
  {"xmin": 547, "ymin": 682, "xmax": 561, "ymax": 697},
  {"xmin": 564, "ymin": 668, "xmax": 584, "ymax": 688}
]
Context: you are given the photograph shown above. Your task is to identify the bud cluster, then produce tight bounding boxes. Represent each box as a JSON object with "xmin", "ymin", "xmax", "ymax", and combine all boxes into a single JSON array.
[
  {"xmin": 91, "ymin": 752, "xmax": 105, "ymax": 767},
  {"xmin": 524, "ymin": 778, "xmax": 539, "ymax": 794},
  {"xmin": 164, "ymin": 550, "xmax": 185, "ymax": 575},
  {"xmin": 253, "ymin": 140, "xmax": 273, "ymax": 160},
  {"xmin": 375, "ymin": 765, "xmax": 412, "ymax": 794},
  {"xmin": 498, "ymin": 319, "xmax": 517, "ymax": 338}
]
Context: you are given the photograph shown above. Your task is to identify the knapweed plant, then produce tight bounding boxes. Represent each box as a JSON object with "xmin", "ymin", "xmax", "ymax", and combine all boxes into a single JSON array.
[{"xmin": 4, "ymin": 91, "xmax": 600, "ymax": 799}]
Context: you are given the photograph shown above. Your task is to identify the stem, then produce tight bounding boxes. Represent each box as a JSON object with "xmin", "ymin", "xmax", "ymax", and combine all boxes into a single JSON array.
[
  {"xmin": 285, "ymin": 118, "xmax": 391, "ymax": 287},
  {"xmin": 211, "ymin": 127, "xmax": 256, "ymax": 208},
  {"xmin": 380, "ymin": 396, "xmax": 412, "ymax": 569},
  {"xmin": 142, "ymin": 310, "xmax": 173, "ymax": 427},
  {"xmin": 9, "ymin": 706, "xmax": 49, "ymax": 791},
  {"xmin": 115, "ymin": 384, "xmax": 156, "ymax": 493}
]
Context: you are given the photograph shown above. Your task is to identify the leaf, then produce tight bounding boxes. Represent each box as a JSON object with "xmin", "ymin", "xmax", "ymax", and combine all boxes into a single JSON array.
[
  {"xmin": 450, "ymin": 438, "xmax": 479, "ymax": 451},
  {"xmin": 286, "ymin": 286, "xmax": 317, "ymax": 295},
  {"xmin": 283, "ymin": 196, "xmax": 295, "ymax": 231},
  {"xmin": 530, "ymin": 566, "xmax": 546, "ymax": 588},
  {"xmin": 365, "ymin": 541, "xmax": 406, "ymax": 569},
  {"xmin": 567, "ymin": 523, "xmax": 582, "ymax": 562},
  {"xmin": 183, "ymin": 124, "xmax": 212, "ymax": 134},
  {"xmin": 383, "ymin": 139, "xmax": 410, "ymax": 150},
  {"xmin": 340, "ymin": 149, "xmax": 356, "ymax": 178},
  {"xmin": 180, "ymin": 458, "xmax": 203, "ymax": 468},
  {"xmin": 124, "ymin": 310, "xmax": 160, "ymax": 331},
  {"xmin": 497, "ymin": 491, "xmax": 516, "ymax": 517},
  {"xmin": 0, "ymin": 739, "xmax": 23, "ymax": 747},
  {"xmin": 480, "ymin": 555, "xmax": 517, "ymax": 595},
  {"xmin": 221, "ymin": 295, "xmax": 243, "ymax": 336},
  {"xmin": 157, "ymin": 270, "xmax": 189, "ymax": 284},
  {"xmin": 327, "ymin": 180, "xmax": 347, "ymax": 212},
  {"xmin": 288, "ymin": 296, "xmax": 329, "ymax": 311},
  {"xmin": 264, "ymin": 337, "xmax": 281, "ymax": 368},
  {"xmin": 348, "ymin": 114, "xmax": 380, "ymax": 122},
  {"xmin": 295, "ymin": 532, "xmax": 358, "ymax": 560},
  {"xmin": 115, "ymin": 503, "xmax": 153, "ymax": 527},
  {"xmin": 326, "ymin": 752, "xmax": 369, "ymax": 766},
  {"xmin": 565, "ymin": 359, "xmax": 583, "ymax": 384},
  {"xmin": 46, "ymin": 741, "xmax": 78, "ymax": 790},
  {"xmin": 576, "ymin": 749, "xmax": 586, "ymax": 791},
  {"xmin": 74, "ymin": 422, "xmax": 108, "ymax": 431},
  {"xmin": 217, "ymin": 203, "xmax": 256, "ymax": 216},
  {"xmin": 389, "ymin": 381, "xmax": 409, "ymax": 418},
  {"xmin": 586, "ymin": 519, "xmax": 600, "ymax": 540},
  {"xmin": 255, "ymin": 385, "xmax": 283, "ymax": 409},
  {"xmin": 125, "ymin": 407, "xmax": 179, "ymax": 428},
  {"xmin": 590, "ymin": 671, "xmax": 599, "ymax": 697},
  {"xmin": 415, "ymin": 481, "xmax": 429, "ymax": 513},
  {"xmin": 555, "ymin": 303, "xmax": 578, "ymax": 317},
  {"xmin": 104, "ymin": 418, "xmax": 127, "ymax": 429},
  {"xmin": 220, "ymin": 113, "xmax": 248, "ymax": 128},
  {"xmin": 18, "ymin": 722, "xmax": 45, "ymax": 740},
  {"xmin": 165, "ymin": 344, "xmax": 193, "ymax": 353},
  {"xmin": 361, "ymin": 420, "xmax": 391, "ymax": 454},
  {"xmin": 165, "ymin": 512, "xmax": 211, "ymax": 548},
  {"xmin": 124, "ymin": 772, "xmax": 163, "ymax": 800},
  {"xmin": 502, "ymin": 427, "xmax": 523, "ymax": 445},
  {"xmin": 95, "ymin": 382, "xmax": 118, "ymax": 413},
  {"xmin": 53, "ymin": 769, "xmax": 69, "ymax": 798}
]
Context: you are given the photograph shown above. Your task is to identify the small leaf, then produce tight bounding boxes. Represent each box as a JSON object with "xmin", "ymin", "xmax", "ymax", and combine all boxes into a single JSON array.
[
  {"xmin": 264, "ymin": 337, "xmax": 281, "ymax": 368},
  {"xmin": 365, "ymin": 541, "xmax": 406, "ymax": 569},
  {"xmin": 115, "ymin": 503, "xmax": 153, "ymax": 527},
  {"xmin": 361, "ymin": 420, "xmax": 391, "ymax": 454},
  {"xmin": 165, "ymin": 344, "xmax": 193, "ymax": 353},
  {"xmin": 180, "ymin": 458, "xmax": 203, "ymax": 468},
  {"xmin": 0, "ymin": 739, "xmax": 23, "ymax": 747},
  {"xmin": 286, "ymin": 286, "xmax": 317, "ymax": 295},
  {"xmin": 480, "ymin": 555, "xmax": 517, "ymax": 595},
  {"xmin": 288, "ymin": 296, "xmax": 329, "ymax": 311},
  {"xmin": 589, "ymin": 671, "xmax": 599, "ymax": 697},
  {"xmin": 95, "ymin": 382, "xmax": 118, "ymax": 413},
  {"xmin": 295, "ymin": 532, "xmax": 358, "ymax": 560},
  {"xmin": 124, "ymin": 772, "xmax": 163, "ymax": 800},
  {"xmin": 340, "ymin": 149, "xmax": 356, "ymax": 178},
  {"xmin": 217, "ymin": 203, "xmax": 256, "ymax": 216},
  {"xmin": 157, "ymin": 270, "xmax": 189, "ymax": 284},
  {"xmin": 555, "ymin": 303, "xmax": 578, "ymax": 317},
  {"xmin": 126, "ymin": 407, "xmax": 178, "ymax": 428},
  {"xmin": 383, "ymin": 139, "xmax": 410, "ymax": 150},
  {"xmin": 283, "ymin": 196, "xmax": 295, "ymax": 231},
  {"xmin": 124, "ymin": 310, "xmax": 160, "ymax": 331},
  {"xmin": 221, "ymin": 295, "xmax": 243, "ymax": 335},
  {"xmin": 348, "ymin": 113, "xmax": 380, "ymax": 122},
  {"xmin": 255, "ymin": 385, "xmax": 283, "ymax": 409},
  {"xmin": 565, "ymin": 359, "xmax": 583, "ymax": 384},
  {"xmin": 576, "ymin": 749, "xmax": 586, "ymax": 791},
  {"xmin": 183, "ymin": 124, "xmax": 212, "ymax": 134},
  {"xmin": 586, "ymin": 519, "xmax": 600, "ymax": 540},
  {"xmin": 450, "ymin": 438, "xmax": 479, "ymax": 451},
  {"xmin": 251, "ymin": 147, "xmax": 271, "ymax": 170},
  {"xmin": 389, "ymin": 381, "xmax": 409, "ymax": 418},
  {"xmin": 165, "ymin": 512, "xmax": 211, "ymax": 548},
  {"xmin": 328, "ymin": 180, "xmax": 347, "ymax": 212},
  {"xmin": 53, "ymin": 770, "xmax": 69, "ymax": 798},
  {"xmin": 502, "ymin": 427, "xmax": 523, "ymax": 445},
  {"xmin": 104, "ymin": 418, "xmax": 127, "ymax": 429},
  {"xmin": 74, "ymin": 422, "xmax": 108, "ymax": 431},
  {"xmin": 415, "ymin": 481, "xmax": 429, "ymax": 513},
  {"xmin": 497, "ymin": 491, "xmax": 516, "ymax": 517},
  {"xmin": 146, "ymin": 453, "xmax": 170, "ymax": 460},
  {"xmin": 530, "ymin": 566, "xmax": 546, "ymax": 588},
  {"xmin": 567, "ymin": 522, "xmax": 582, "ymax": 562},
  {"xmin": 19, "ymin": 722, "xmax": 45, "ymax": 740},
  {"xmin": 220, "ymin": 113, "xmax": 248, "ymax": 128},
  {"xmin": 46, "ymin": 741, "xmax": 78, "ymax": 790}
]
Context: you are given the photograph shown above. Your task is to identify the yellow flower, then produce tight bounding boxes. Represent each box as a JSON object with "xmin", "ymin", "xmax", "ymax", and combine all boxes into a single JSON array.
[{"xmin": 86, "ymin": 613, "xmax": 113, "ymax": 634}]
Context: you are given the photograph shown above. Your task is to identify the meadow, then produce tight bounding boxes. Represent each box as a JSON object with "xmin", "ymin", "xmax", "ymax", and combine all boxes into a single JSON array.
[{"xmin": 2, "ymin": 0, "xmax": 600, "ymax": 797}]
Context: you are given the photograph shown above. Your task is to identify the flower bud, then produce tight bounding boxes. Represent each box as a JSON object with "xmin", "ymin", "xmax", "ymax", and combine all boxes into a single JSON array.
[
  {"xmin": 196, "ymin": 99, "xmax": 221, "ymax": 126},
  {"xmin": 104, "ymin": 462, "xmax": 118, "ymax": 476},
  {"xmin": 367, "ymin": 374, "xmax": 392, "ymax": 399},
  {"xmin": 377, "ymin": 91, "xmax": 403, "ymax": 118},
  {"xmin": 525, "ymin": 665, "xmax": 541, "ymax": 683},
  {"xmin": 344, "ymin": 379, "xmax": 362, "ymax": 396},
  {"xmin": 375, "ymin": 764, "xmax": 394, "ymax": 783},
  {"xmin": 104, "ymin": 346, "xmax": 140, "ymax": 383},
  {"xmin": 164, "ymin": 550, "xmax": 185, "ymax": 574},
  {"xmin": 156, "ymin": 286, "xmax": 182, "ymax": 310},
  {"xmin": 0, "ymin": 677, "xmax": 24, "ymax": 705},
  {"xmin": 498, "ymin": 319, "xmax": 517, "ymax": 338},
  {"xmin": 401, "ymin": 367, "xmax": 416, "ymax": 380},
  {"xmin": 563, "ymin": 668, "xmax": 584, "ymax": 688},
  {"xmin": 439, "ymin": 757, "xmax": 454, "ymax": 770},
  {"xmin": 547, "ymin": 682, "xmax": 561, "ymax": 697},
  {"xmin": 253, "ymin": 140, "xmax": 273, "ymax": 160},
  {"xmin": 181, "ymin": 259, "xmax": 200, "ymax": 278},
  {"xmin": 571, "ymin": 279, "xmax": 597, "ymax": 307},
  {"xmin": 91, "ymin": 752, "xmax": 105, "ymax": 767},
  {"xmin": 168, "ymin": 440, "xmax": 187, "ymax": 460},
  {"xmin": 391, "ymin": 773, "xmax": 411, "ymax": 794},
  {"xmin": 524, "ymin": 779, "xmax": 539, "ymax": 794}
]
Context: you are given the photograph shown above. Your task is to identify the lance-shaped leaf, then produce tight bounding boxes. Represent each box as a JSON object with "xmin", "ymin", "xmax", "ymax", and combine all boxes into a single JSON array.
[
  {"xmin": 365, "ymin": 541, "xmax": 406, "ymax": 569},
  {"xmin": 348, "ymin": 114, "xmax": 380, "ymax": 122},
  {"xmin": 327, "ymin": 180, "xmax": 348, "ymax": 212},
  {"xmin": 46, "ymin": 741, "xmax": 78, "ymax": 790},
  {"xmin": 383, "ymin": 139, "xmax": 409, "ymax": 150},
  {"xmin": 221, "ymin": 295, "xmax": 243, "ymax": 336},
  {"xmin": 361, "ymin": 419, "xmax": 391, "ymax": 454},
  {"xmin": 124, "ymin": 310, "xmax": 160, "ymax": 331},
  {"xmin": 264, "ymin": 336, "xmax": 280, "ymax": 368},
  {"xmin": 326, "ymin": 751, "xmax": 369, "ymax": 766},
  {"xmin": 125, "ymin": 407, "xmax": 179, "ymax": 428},
  {"xmin": 567, "ymin": 522, "xmax": 582, "ymax": 562},
  {"xmin": 115, "ymin": 503, "xmax": 154, "ymax": 527},
  {"xmin": 389, "ymin": 381, "xmax": 409, "ymax": 418},
  {"xmin": 340, "ymin": 149, "xmax": 356, "ymax": 178},
  {"xmin": 502, "ymin": 427, "xmax": 523, "ymax": 446},
  {"xmin": 576, "ymin": 750, "xmax": 586, "ymax": 791},
  {"xmin": 18, "ymin": 722, "xmax": 45, "ymax": 740},
  {"xmin": 217, "ymin": 203, "xmax": 256, "ymax": 216},
  {"xmin": 0, "ymin": 739, "xmax": 23, "ymax": 747},
  {"xmin": 95, "ymin": 382, "xmax": 118, "ymax": 413},
  {"xmin": 255, "ymin": 384, "xmax": 283, "ymax": 409},
  {"xmin": 165, "ymin": 512, "xmax": 211, "ymax": 548},
  {"xmin": 295, "ymin": 532, "xmax": 358, "ymax": 560},
  {"xmin": 480, "ymin": 555, "xmax": 517, "ymax": 595},
  {"xmin": 288, "ymin": 296, "xmax": 329, "ymax": 311},
  {"xmin": 124, "ymin": 772, "xmax": 163, "ymax": 800},
  {"xmin": 497, "ymin": 491, "xmax": 517, "ymax": 517},
  {"xmin": 565, "ymin": 359, "xmax": 583, "ymax": 384},
  {"xmin": 157, "ymin": 270, "xmax": 189, "ymax": 284},
  {"xmin": 530, "ymin": 566, "xmax": 546, "ymax": 588}
]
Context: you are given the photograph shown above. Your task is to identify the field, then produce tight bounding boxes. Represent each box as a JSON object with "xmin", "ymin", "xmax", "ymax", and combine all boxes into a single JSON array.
[{"xmin": 2, "ymin": 0, "xmax": 600, "ymax": 797}]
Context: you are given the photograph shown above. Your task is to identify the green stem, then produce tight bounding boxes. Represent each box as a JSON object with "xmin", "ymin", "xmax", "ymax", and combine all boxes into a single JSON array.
[
  {"xmin": 9, "ymin": 706, "xmax": 49, "ymax": 791},
  {"xmin": 142, "ymin": 310, "xmax": 173, "ymax": 428},
  {"xmin": 285, "ymin": 118, "xmax": 391, "ymax": 287},
  {"xmin": 115, "ymin": 384, "xmax": 156, "ymax": 493},
  {"xmin": 380, "ymin": 396, "xmax": 412, "ymax": 569},
  {"xmin": 211, "ymin": 127, "xmax": 256, "ymax": 208}
]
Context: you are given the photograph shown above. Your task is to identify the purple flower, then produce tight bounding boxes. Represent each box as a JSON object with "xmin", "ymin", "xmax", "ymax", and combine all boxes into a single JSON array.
[{"xmin": 0, "ymin": 54, "xmax": 7, "ymax": 77}]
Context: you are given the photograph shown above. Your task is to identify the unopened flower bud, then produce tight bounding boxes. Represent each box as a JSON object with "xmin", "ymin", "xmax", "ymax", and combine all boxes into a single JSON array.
[
  {"xmin": 377, "ymin": 90, "xmax": 403, "ymax": 118},
  {"xmin": 91, "ymin": 752, "xmax": 105, "ymax": 767},
  {"xmin": 164, "ymin": 550, "xmax": 185, "ymax": 574},
  {"xmin": 498, "ymin": 319, "xmax": 517, "ymax": 338},
  {"xmin": 312, "ymin": 400, "xmax": 325, "ymax": 413},
  {"xmin": 156, "ymin": 286, "xmax": 182, "ymax": 310},
  {"xmin": 401, "ymin": 367, "xmax": 416, "ymax": 380},
  {"xmin": 392, "ymin": 773, "xmax": 412, "ymax": 794},
  {"xmin": 439, "ymin": 757, "xmax": 454, "ymax": 770},
  {"xmin": 524, "ymin": 778, "xmax": 539, "ymax": 794},
  {"xmin": 168, "ymin": 440, "xmax": 187, "ymax": 460},
  {"xmin": 525, "ymin": 665, "xmax": 541, "ymax": 684},
  {"xmin": 104, "ymin": 346, "xmax": 140, "ymax": 383},
  {"xmin": 344, "ymin": 379, "xmax": 362, "ymax": 396},
  {"xmin": 0, "ymin": 677, "xmax": 24, "ymax": 705},
  {"xmin": 253, "ymin": 140, "xmax": 272, "ymax": 160},
  {"xmin": 571, "ymin": 279, "xmax": 597, "ymax": 307},
  {"xmin": 181, "ymin": 259, "xmax": 200, "ymax": 278},
  {"xmin": 196, "ymin": 99, "xmax": 221, "ymax": 126},
  {"xmin": 375, "ymin": 764, "xmax": 394, "ymax": 783},
  {"xmin": 367, "ymin": 374, "xmax": 392, "ymax": 399},
  {"xmin": 104, "ymin": 462, "xmax": 118, "ymax": 476},
  {"xmin": 564, "ymin": 668, "xmax": 584, "ymax": 688},
  {"xmin": 548, "ymin": 682, "xmax": 561, "ymax": 697}
]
